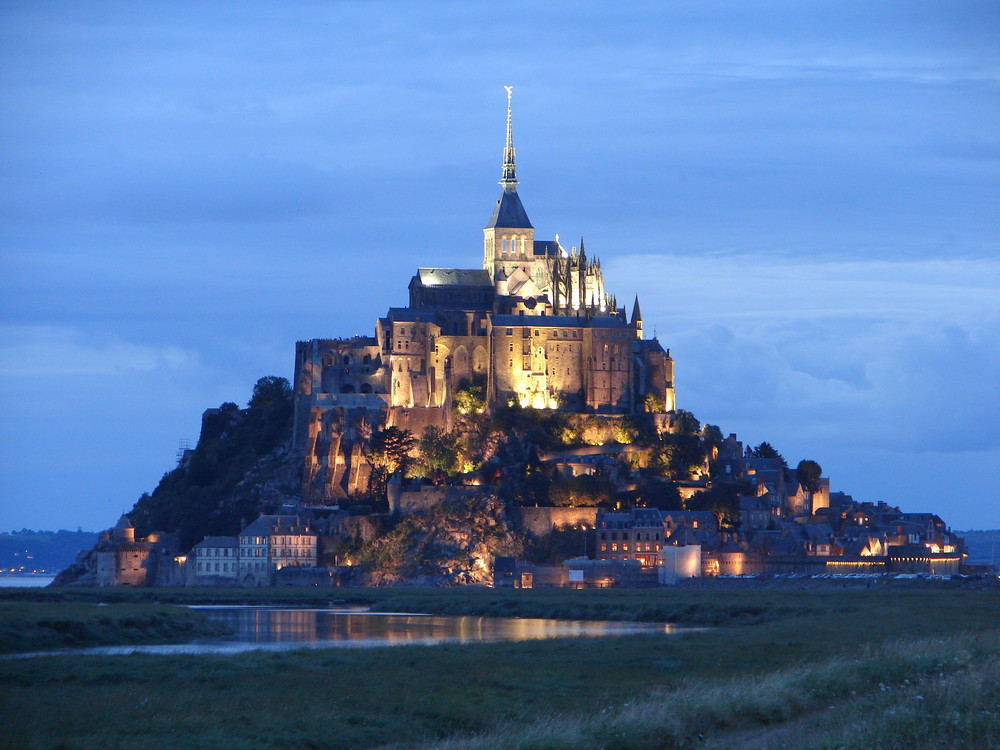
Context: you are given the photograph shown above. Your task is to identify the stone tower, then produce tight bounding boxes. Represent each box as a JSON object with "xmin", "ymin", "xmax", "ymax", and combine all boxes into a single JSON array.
[{"xmin": 483, "ymin": 86, "xmax": 541, "ymax": 288}]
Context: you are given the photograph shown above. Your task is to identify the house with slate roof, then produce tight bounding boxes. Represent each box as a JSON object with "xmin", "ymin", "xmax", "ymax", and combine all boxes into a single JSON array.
[{"xmin": 237, "ymin": 515, "xmax": 317, "ymax": 586}]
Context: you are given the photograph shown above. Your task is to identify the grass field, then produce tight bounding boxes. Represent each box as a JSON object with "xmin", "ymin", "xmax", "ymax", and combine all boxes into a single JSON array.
[
  {"xmin": 1, "ymin": 586, "xmax": 998, "ymax": 749},
  {"xmin": 0, "ymin": 601, "xmax": 230, "ymax": 653}
]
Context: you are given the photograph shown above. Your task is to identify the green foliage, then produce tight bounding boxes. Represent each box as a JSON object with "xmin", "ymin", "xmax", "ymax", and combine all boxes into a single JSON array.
[
  {"xmin": 418, "ymin": 425, "xmax": 459, "ymax": 478},
  {"xmin": 366, "ymin": 426, "xmax": 416, "ymax": 497},
  {"xmin": 643, "ymin": 392, "xmax": 665, "ymax": 413},
  {"xmin": 746, "ymin": 440, "xmax": 787, "ymax": 467},
  {"xmin": 2, "ymin": 590, "xmax": 998, "ymax": 750},
  {"xmin": 341, "ymin": 493, "xmax": 525, "ymax": 584},
  {"xmin": 796, "ymin": 459, "xmax": 823, "ymax": 493},
  {"xmin": 547, "ymin": 474, "xmax": 615, "ymax": 507},
  {"xmin": 452, "ymin": 373, "xmax": 487, "ymax": 414},
  {"xmin": 0, "ymin": 602, "xmax": 229, "ymax": 654},
  {"xmin": 702, "ymin": 423, "xmax": 724, "ymax": 448},
  {"xmin": 369, "ymin": 426, "xmax": 416, "ymax": 474},
  {"xmin": 672, "ymin": 409, "xmax": 701, "ymax": 436},
  {"xmin": 130, "ymin": 390, "xmax": 295, "ymax": 548},
  {"xmin": 522, "ymin": 527, "xmax": 591, "ymax": 564},
  {"xmin": 686, "ymin": 479, "xmax": 752, "ymax": 531},
  {"xmin": 632, "ymin": 475, "xmax": 683, "ymax": 511},
  {"xmin": 247, "ymin": 375, "xmax": 292, "ymax": 408}
]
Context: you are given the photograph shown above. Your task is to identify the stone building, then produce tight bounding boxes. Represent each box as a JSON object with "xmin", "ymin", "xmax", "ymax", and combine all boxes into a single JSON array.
[
  {"xmin": 95, "ymin": 514, "xmax": 153, "ymax": 587},
  {"xmin": 191, "ymin": 536, "xmax": 239, "ymax": 582},
  {"xmin": 237, "ymin": 515, "xmax": 317, "ymax": 586},
  {"xmin": 294, "ymin": 89, "xmax": 676, "ymax": 501}
]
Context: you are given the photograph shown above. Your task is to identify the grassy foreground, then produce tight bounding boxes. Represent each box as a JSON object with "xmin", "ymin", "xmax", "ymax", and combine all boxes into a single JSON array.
[
  {"xmin": 0, "ymin": 602, "xmax": 230, "ymax": 653},
  {"xmin": 0, "ymin": 588, "xmax": 997, "ymax": 749}
]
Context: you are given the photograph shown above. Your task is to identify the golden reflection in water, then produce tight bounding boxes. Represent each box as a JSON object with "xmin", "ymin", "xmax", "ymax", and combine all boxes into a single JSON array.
[{"xmin": 213, "ymin": 608, "xmax": 675, "ymax": 647}]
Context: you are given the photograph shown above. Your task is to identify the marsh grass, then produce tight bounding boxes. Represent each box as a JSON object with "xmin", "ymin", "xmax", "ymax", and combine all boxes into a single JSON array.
[
  {"xmin": 0, "ymin": 602, "xmax": 229, "ymax": 653},
  {"xmin": 425, "ymin": 632, "xmax": 1000, "ymax": 750},
  {"xmin": 0, "ymin": 585, "xmax": 857, "ymax": 625},
  {"xmin": 1, "ymin": 588, "xmax": 998, "ymax": 749}
]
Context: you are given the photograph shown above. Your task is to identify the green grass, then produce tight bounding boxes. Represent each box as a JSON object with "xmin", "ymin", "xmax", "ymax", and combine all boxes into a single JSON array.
[
  {"xmin": 429, "ymin": 631, "xmax": 1000, "ymax": 750},
  {"xmin": 0, "ymin": 588, "xmax": 998, "ymax": 749},
  {"xmin": 0, "ymin": 602, "xmax": 230, "ymax": 653}
]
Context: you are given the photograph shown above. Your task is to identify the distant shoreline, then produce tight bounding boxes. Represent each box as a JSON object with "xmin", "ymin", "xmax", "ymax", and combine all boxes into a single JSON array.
[{"xmin": 0, "ymin": 575, "xmax": 55, "ymax": 588}]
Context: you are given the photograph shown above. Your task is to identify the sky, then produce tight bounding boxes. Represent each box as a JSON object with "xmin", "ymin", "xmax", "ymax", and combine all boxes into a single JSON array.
[{"xmin": 1, "ymin": 1, "xmax": 998, "ymax": 532}]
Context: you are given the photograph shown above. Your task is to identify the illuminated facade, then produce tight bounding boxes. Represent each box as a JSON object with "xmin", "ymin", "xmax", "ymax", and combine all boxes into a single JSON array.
[
  {"xmin": 237, "ymin": 515, "xmax": 317, "ymax": 586},
  {"xmin": 192, "ymin": 536, "xmax": 239, "ymax": 580},
  {"xmin": 95, "ymin": 514, "xmax": 152, "ymax": 587},
  {"xmin": 294, "ymin": 90, "xmax": 675, "ymax": 499}
]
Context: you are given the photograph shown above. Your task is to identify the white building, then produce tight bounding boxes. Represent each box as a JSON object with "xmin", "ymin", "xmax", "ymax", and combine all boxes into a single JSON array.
[
  {"xmin": 237, "ymin": 515, "xmax": 317, "ymax": 586},
  {"xmin": 191, "ymin": 536, "xmax": 239, "ymax": 581}
]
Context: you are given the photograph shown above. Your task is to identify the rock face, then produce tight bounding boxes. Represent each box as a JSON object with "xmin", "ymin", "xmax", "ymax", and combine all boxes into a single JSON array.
[
  {"xmin": 127, "ymin": 400, "xmax": 302, "ymax": 550},
  {"xmin": 343, "ymin": 492, "xmax": 526, "ymax": 586}
]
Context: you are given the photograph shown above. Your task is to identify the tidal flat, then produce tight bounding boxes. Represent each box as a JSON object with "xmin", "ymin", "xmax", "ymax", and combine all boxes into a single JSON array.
[{"xmin": 0, "ymin": 587, "xmax": 997, "ymax": 749}]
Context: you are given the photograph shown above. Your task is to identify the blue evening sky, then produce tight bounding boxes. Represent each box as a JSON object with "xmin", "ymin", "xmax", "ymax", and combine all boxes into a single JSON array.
[{"xmin": 1, "ymin": 1, "xmax": 998, "ymax": 531}]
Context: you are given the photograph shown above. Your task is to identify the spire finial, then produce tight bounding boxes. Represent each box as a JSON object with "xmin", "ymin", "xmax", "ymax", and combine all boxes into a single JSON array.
[{"xmin": 501, "ymin": 85, "xmax": 517, "ymax": 191}]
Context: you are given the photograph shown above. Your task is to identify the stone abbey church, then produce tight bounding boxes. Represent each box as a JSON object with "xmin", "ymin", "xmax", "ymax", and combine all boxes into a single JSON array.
[{"xmin": 293, "ymin": 91, "xmax": 675, "ymax": 500}]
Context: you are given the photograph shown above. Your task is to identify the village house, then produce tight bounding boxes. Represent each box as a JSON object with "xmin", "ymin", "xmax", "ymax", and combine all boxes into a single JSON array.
[
  {"xmin": 237, "ymin": 515, "xmax": 318, "ymax": 587},
  {"xmin": 191, "ymin": 536, "xmax": 239, "ymax": 582}
]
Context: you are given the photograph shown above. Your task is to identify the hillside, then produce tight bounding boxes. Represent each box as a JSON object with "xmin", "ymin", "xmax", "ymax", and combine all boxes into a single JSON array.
[
  {"xmin": 0, "ymin": 530, "xmax": 99, "ymax": 576},
  {"xmin": 128, "ymin": 378, "xmax": 302, "ymax": 549}
]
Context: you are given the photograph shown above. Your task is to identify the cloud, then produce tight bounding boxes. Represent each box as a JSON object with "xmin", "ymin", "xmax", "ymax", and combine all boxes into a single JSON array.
[
  {"xmin": 0, "ymin": 325, "xmax": 195, "ymax": 377},
  {"xmin": 609, "ymin": 254, "xmax": 1000, "ymax": 455}
]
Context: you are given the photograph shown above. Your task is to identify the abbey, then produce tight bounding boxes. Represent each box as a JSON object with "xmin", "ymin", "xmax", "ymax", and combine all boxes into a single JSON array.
[{"xmin": 293, "ymin": 90, "xmax": 675, "ymax": 500}]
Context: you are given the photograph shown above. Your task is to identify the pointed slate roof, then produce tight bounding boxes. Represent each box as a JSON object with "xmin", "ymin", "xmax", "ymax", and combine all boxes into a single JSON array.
[
  {"xmin": 485, "ymin": 86, "xmax": 533, "ymax": 229},
  {"xmin": 486, "ymin": 189, "xmax": 532, "ymax": 229}
]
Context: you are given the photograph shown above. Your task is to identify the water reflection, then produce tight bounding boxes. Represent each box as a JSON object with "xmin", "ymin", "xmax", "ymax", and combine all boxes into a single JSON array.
[
  {"xmin": 197, "ymin": 607, "xmax": 676, "ymax": 650},
  {"xmin": 7, "ymin": 607, "xmax": 683, "ymax": 658}
]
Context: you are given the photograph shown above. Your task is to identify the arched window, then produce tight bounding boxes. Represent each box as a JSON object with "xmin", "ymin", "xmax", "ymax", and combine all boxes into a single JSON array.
[
  {"xmin": 340, "ymin": 384, "xmax": 355, "ymax": 394},
  {"xmin": 359, "ymin": 383, "xmax": 372, "ymax": 394}
]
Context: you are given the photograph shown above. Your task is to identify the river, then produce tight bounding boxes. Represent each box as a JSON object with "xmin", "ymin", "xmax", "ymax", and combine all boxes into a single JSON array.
[{"xmin": 9, "ymin": 606, "xmax": 684, "ymax": 657}]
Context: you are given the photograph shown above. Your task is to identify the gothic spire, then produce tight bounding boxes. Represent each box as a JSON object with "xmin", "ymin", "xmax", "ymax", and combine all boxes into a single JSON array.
[
  {"xmin": 631, "ymin": 296, "xmax": 643, "ymax": 325},
  {"xmin": 485, "ymin": 86, "xmax": 532, "ymax": 229},
  {"xmin": 501, "ymin": 85, "xmax": 517, "ymax": 191}
]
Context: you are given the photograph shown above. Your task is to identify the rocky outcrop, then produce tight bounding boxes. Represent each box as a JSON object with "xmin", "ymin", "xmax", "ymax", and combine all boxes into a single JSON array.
[{"xmin": 343, "ymin": 492, "xmax": 525, "ymax": 586}]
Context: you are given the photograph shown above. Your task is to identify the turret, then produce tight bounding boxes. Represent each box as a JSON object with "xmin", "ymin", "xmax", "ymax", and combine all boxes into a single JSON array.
[
  {"xmin": 631, "ymin": 296, "xmax": 643, "ymax": 339},
  {"xmin": 112, "ymin": 514, "xmax": 135, "ymax": 543}
]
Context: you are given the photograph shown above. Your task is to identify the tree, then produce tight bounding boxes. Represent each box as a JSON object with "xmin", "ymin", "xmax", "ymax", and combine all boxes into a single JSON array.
[
  {"xmin": 419, "ymin": 425, "xmax": 458, "ymax": 477},
  {"xmin": 369, "ymin": 426, "xmax": 416, "ymax": 476},
  {"xmin": 746, "ymin": 441, "xmax": 787, "ymax": 467},
  {"xmin": 672, "ymin": 409, "xmax": 701, "ymax": 437},
  {"xmin": 248, "ymin": 376, "xmax": 292, "ymax": 408},
  {"xmin": 796, "ymin": 459, "xmax": 823, "ymax": 494},
  {"xmin": 643, "ymin": 392, "xmax": 665, "ymax": 413},
  {"xmin": 686, "ymin": 480, "xmax": 750, "ymax": 532},
  {"xmin": 702, "ymin": 424, "xmax": 724, "ymax": 449},
  {"xmin": 453, "ymin": 374, "xmax": 487, "ymax": 414},
  {"xmin": 547, "ymin": 474, "xmax": 614, "ymax": 507}
]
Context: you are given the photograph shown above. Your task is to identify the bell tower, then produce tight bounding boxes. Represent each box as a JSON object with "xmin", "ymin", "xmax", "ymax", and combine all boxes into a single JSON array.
[{"xmin": 484, "ymin": 86, "xmax": 535, "ymax": 280}]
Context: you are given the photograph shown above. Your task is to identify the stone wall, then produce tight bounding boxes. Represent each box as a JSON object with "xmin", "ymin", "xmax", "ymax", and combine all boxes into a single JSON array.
[
  {"xmin": 397, "ymin": 486, "xmax": 488, "ymax": 514},
  {"xmin": 386, "ymin": 406, "xmax": 448, "ymax": 436},
  {"xmin": 516, "ymin": 506, "xmax": 599, "ymax": 537}
]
